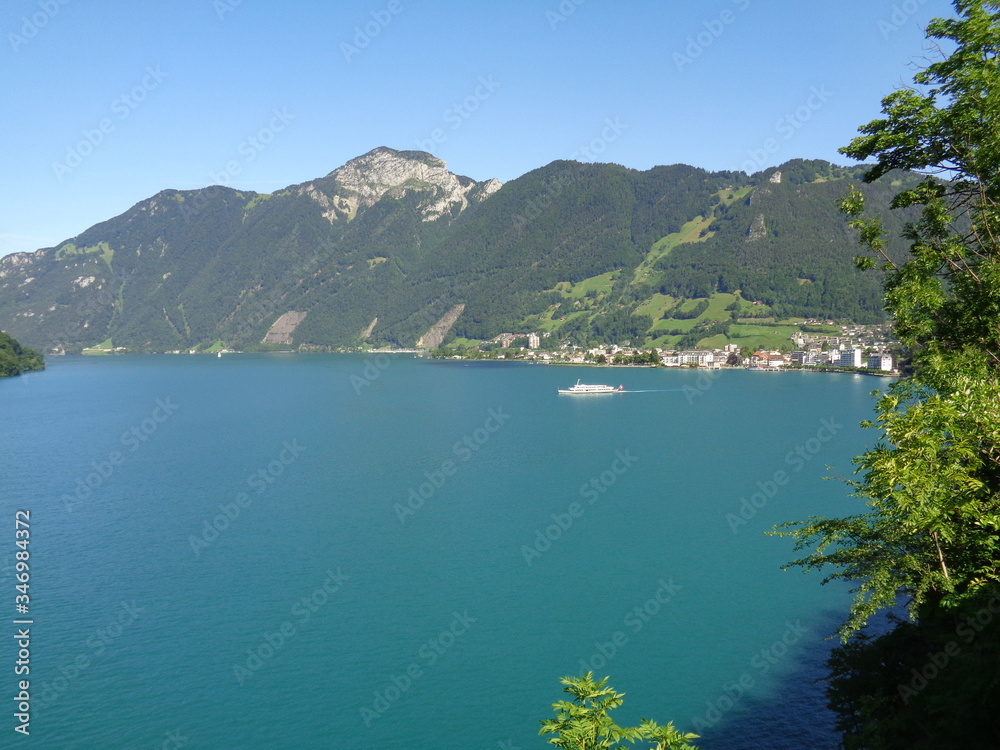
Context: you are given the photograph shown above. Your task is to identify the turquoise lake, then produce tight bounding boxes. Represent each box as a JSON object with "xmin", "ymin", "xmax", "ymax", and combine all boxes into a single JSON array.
[{"xmin": 0, "ymin": 355, "xmax": 883, "ymax": 748}]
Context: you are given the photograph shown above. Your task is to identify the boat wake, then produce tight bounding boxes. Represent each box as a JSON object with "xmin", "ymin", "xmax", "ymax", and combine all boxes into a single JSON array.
[{"xmin": 619, "ymin": 389, "xmax": 686, "ymax": 393}]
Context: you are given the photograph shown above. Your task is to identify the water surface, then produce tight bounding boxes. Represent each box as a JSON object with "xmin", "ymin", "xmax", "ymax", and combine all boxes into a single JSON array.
[{"xmin": 0, "ymin": 355, "xmax": 880, "ymax": 748}]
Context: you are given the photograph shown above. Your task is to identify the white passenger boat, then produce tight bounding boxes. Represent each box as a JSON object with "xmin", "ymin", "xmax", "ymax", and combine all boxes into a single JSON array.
[{"xmin": 558, "ymin": 379, "xmax": 624, "ymax": 394}]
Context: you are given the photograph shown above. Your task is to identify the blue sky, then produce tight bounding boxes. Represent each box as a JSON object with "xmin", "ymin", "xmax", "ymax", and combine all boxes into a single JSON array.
[{"xmin": 2, "ymin": 0, "xmax": 955, "ymax": 258}]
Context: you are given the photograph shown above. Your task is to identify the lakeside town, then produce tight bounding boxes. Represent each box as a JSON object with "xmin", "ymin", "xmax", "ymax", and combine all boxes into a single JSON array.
[
  {"xmin": 430, "ymin": 323, "xmax": 900, "ymax": 374},
  {"xmin": 78, "ymin": 323, "xmax": 901, "ymax": 376}
]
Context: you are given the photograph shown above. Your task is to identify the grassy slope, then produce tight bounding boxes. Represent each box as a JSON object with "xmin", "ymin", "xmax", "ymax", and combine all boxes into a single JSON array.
[
  {"xmin": 632, "ymin": 186, "xmax": 753, "ymax": 287},
  {"xmin": 517, "ymin": 181, "xmax": 822, "ymax": 350},
  {"xmin": 634, "ymin": 293, "xmax": 678, "ymax": 320},
  {"xmin": 632, "ymin": 214, "xmax": 714, "ymax": 285},
  {"xmin": 81, "ymin": 337, "xmax": 114, "ymax": 355},
  {"xmin": 552, "ymin": 272, "xmax": 619, "ymax": 298}
]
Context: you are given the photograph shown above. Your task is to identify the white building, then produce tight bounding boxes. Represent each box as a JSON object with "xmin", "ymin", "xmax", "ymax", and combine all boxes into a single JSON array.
[
  {"xmin": 791, "ymin": 349, "xmax": 824, "ymax": 366},
  {"xmin": 679, "ymin": 350, "xmax": 711, "ymax": 366},
  {"xmin": 867, "ymin": 353, "xmax": 894, "ymax": 371},
  {"xmin": 838, "ymin": 348, "xmax": 864, "ymax": 368}
]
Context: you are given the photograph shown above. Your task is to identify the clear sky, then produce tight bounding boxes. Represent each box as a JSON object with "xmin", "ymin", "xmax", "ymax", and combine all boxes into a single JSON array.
[{"xmin": 1, "ymin": 0, "xmax": 956, "ymax": 258}]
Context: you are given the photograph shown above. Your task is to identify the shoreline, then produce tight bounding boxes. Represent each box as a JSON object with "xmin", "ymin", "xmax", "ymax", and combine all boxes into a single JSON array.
[{"xmin": 67, "ymin": 350, "xmax": 900, "ymax": 378}]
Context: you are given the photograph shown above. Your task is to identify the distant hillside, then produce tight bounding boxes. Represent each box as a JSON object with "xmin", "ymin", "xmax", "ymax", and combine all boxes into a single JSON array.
[
  {"xmin": 0, "ymin": 331, "xmax": 44, "ymax": 376},
  {"xmin": 0, "ymin": 150, "xmax": 919, "ymax": 354},
  {"xmin": 651, "ymin": 160, "xmax": 911, "ymax": 320}
]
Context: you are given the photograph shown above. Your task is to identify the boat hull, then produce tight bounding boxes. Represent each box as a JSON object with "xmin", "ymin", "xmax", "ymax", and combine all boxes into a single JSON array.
[{"xmin": 557, "ymin": 381, "xmax": 622, "ymax": 394}]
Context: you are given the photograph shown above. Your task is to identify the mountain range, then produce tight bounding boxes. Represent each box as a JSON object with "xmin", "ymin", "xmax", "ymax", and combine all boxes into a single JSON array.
[{"xmin": 0, "ymin": 147, "xmax": 919, "ymax": 354}]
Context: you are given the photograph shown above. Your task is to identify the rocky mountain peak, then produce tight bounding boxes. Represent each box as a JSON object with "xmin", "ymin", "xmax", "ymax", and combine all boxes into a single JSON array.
[{"xmin": 301, "ymin": 147, "xmax": 500, "ymax": 223}]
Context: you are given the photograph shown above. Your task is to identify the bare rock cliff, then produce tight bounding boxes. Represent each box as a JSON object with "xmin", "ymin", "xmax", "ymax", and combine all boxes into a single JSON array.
[{"xmin": 298, "ymin": 147, "xmax": 501, "ymax": 223}]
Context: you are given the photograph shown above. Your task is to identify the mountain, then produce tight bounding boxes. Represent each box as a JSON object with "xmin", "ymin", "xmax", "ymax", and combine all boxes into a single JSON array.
[{"xmin": 0, "ymin": 149, "xmax": 918, "ymax": 354}]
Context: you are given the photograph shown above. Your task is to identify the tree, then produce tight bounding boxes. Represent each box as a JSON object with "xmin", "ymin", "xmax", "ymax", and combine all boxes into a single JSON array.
[
  {"xmin": 775, "ymin": 0, "xmax": 1000, "ymax": 638},
  {"xmin": 772, "ymin": 1, "xmax": 1000, "ymax": 745},
  {"xmin": 0, "ymin": 331, "xmax": 44, "ymax": 376},
  {"xmin": 540, "ymin": 673, "xmax": 698, "ymax": 750}
]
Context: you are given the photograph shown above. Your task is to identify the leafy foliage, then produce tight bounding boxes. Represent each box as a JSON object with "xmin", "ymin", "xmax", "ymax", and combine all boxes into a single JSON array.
[
  {"xmin": 772, "ymin": 2, "xmax": 1000, "ymax": 745},
  {"xmin": 776, "ymin": 0, "xmax": 1000, "ymax": 638},
  {"xmin": 777, "ymin": 377, "xmax": 1000, "ymax": 637},
  {"xmin": 540, "ymin": 673, "xmax": 698, "ymax": 750},
  {"xmin": 0, "ymin": 330, "xmax": 43, "ymax": 376},
  {"xmin": 663, "ymin": 299, "xmax": 709, "ymax": 320},
  {"xmin": 824, "ymin": 594, "xmax": 1000, "ymax": 749}
]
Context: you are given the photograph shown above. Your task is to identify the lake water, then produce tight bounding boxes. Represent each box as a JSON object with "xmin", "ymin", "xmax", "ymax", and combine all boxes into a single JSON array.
[{"xmin": 0, "ymin": 355, "xmax": 881, "ymax": 748}]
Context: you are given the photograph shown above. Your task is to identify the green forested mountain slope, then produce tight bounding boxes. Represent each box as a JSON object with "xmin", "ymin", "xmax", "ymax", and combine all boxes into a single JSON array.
[
  {"xmin": 0, "ymin": 149, "xmax": 918, "ymax": 353},
  {"xmin": 653, "ymin": 159, "xmax": 917, "ymax": 322}
]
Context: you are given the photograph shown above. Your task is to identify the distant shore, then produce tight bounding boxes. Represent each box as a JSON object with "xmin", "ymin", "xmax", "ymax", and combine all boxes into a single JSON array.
[{"xmin": 71, "ymin": 348, "xmax": 900, "ymax": 378}]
